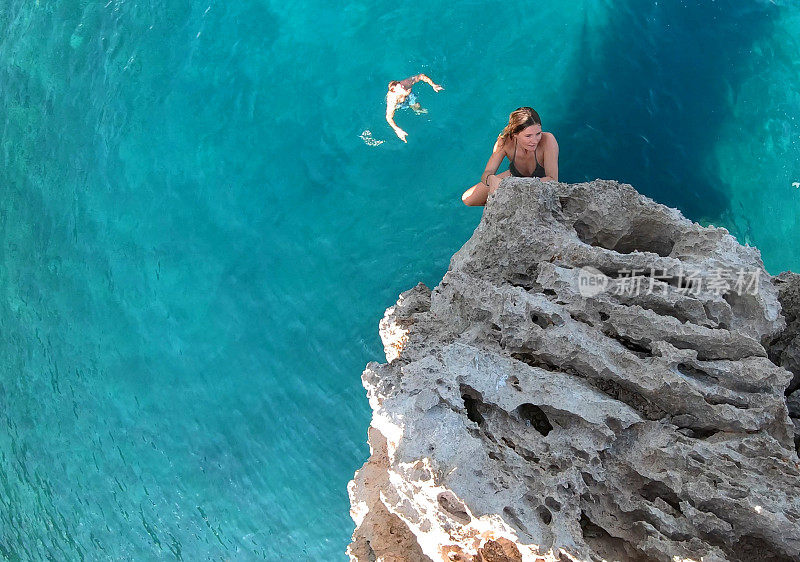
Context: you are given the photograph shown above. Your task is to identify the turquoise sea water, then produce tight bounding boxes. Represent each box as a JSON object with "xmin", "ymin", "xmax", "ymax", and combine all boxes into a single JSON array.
[{"xmin": 1, "ymin": 1, "xmax": 799, "ymax": 559}]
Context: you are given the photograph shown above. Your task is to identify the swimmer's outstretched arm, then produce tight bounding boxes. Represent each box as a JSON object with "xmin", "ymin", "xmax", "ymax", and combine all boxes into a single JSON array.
[
  {"xmin": 385, "ymin": 98, "xmax": 408, "ymax": 142},
  {"xmin": 412, "ymin": 73, "xmax": 444, "ymax": 92}
]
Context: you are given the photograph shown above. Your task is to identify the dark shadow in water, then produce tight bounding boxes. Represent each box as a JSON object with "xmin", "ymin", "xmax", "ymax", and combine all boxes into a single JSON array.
[{"xmin": 558, "ymin": 2, "xmax": 778, "ymax": 221}]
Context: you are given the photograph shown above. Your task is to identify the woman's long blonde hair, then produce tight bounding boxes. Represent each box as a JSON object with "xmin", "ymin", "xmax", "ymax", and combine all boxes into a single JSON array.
[{"xmin": 499, "ymin": 107, "xmax": 542, "ymax": 141}]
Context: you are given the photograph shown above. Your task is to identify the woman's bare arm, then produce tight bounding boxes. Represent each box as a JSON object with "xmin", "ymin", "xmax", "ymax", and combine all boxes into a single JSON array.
[
  {"xmin": 461, "ymin": 138, "xmax": 507, "ymax": 206},
  {"xmin": 541, "ymin": 133, "xmax": 559, "ymax": 181},
  {"xmin": 481, "ymin": 137, "xmax": 508, "ymax": 184}
]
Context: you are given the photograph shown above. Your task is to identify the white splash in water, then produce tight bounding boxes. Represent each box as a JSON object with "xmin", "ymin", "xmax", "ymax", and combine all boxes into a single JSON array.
[
  {"xmin": 360, "ymin": 130, "xmax": 384, "ymax": 146},
  {"xmin": 792, "ymin": 182, "xmax": 799, "ymax": 188}
]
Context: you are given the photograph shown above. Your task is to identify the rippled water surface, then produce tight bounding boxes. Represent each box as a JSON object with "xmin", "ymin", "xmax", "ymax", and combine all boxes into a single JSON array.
[{"xmin": 2, "ymin": 0, "xmax": 799, "ymax": 559}]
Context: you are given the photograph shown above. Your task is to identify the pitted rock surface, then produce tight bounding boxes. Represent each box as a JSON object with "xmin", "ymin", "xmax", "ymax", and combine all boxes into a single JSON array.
[{"xmin": 348, "ymin": 178, "xmax": 800, "ymax": 562}]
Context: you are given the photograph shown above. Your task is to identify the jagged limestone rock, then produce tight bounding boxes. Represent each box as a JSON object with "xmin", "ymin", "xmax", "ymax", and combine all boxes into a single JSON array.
[
  {"xmin": 768, "ymin": 271, "xmax": 800, "ymax": 454},
  {"xmin": 348, "ymin": 178, "xmax": 800, "ymax": 562}
]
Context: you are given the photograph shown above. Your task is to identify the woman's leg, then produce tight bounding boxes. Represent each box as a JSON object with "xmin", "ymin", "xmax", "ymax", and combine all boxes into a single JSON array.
[
  {"xmin": 461, "ymin": 182, "xmax": 489, "ymax": 206},
  {"xmin": 461, "ymin": 171, "xmax": 509, "ymax": 206}
]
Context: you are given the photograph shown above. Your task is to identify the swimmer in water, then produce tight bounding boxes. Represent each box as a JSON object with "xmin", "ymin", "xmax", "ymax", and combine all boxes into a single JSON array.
[
  {"xmin": 385, "ymin": 74, "xmax": 444, "ymax": 143},
  {"xmin": 461, "ymin": 107, "xmax": 559, "ymax": 206}
]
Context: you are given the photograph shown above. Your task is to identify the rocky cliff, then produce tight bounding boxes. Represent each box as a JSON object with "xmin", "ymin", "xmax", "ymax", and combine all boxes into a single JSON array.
[{"xmin": 347, "ymin": 178, "xmax": 800, "ymax": 562}]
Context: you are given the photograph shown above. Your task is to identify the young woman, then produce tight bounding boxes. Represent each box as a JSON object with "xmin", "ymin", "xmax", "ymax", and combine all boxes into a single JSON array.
[{"xmin": 462, "ymin": 107, "xmax": 559, "ymax": 206}]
